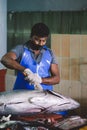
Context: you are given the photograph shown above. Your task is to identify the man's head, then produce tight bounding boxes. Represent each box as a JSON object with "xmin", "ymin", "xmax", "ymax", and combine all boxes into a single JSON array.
[
  {"xmin": 30, "ymin": 23, "xmax": 50, "ymax": 38},
  {"xmin": 30, "ymin": 23, "xmax": 50, "ymax": 50}
]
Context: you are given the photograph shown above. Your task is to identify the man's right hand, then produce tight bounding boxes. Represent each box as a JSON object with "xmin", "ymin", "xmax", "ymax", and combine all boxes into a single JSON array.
[
  {"xmin": 23, "ymin": 68, "xmax": 43, "ymax": 90},
  {"xmin": 23, "ymin": 68, "xmax": 42, "ymax": 83},
  {"xmin": 23, "ymin": 68, "xmax": 33, "ymax": 77}
]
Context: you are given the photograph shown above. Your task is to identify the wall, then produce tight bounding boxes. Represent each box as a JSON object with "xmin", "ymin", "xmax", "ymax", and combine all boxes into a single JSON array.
[
  {"xmin": 51, "ymin": 34, "xmax": 87, "ymax": 116},
  {"xmin": 5, "ymin": 69, "xmax": 16, "ymax": 90},
  {"xmin": 0, "ymin": 0, "xmax": 7, "ymax": 91},
  {"xmin": 7, "ymin": 0, "xmax": 87, "ymax": 11},
  {"xmin": 0, "ymin": 0, "xmax": 7, "ymax": 69}
]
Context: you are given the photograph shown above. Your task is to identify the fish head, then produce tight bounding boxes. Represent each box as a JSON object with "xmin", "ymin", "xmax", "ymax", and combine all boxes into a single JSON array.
[{"xmin": 45, "ymin": 90, "xmax": 80, "ymax": 112}]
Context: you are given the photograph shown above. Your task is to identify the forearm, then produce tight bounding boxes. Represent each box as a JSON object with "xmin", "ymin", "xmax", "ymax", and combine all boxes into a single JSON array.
[
  {"xmin": 1, "ymin": 55, "xmax": 25, "ymax": 72},
  {"xmin": 42, "ymin": 75, "xmax": 60, "ymax": 85}
]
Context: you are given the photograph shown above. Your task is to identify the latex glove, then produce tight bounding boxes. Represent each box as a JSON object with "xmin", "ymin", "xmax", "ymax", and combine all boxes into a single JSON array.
[
  {"xmin": 24, "ymin": 68, "xmax": 42, "ymax": 87},
  {"xmin": 34, "ymin": 82, "xmax": 43, "ymax": 90},
  {"xmin": 24, "ymin": 68, "xmax": 35, "ymax": 83},
  {"xmin": 25, "ymin": 73, "xmax": 42, "ymax": 84},
  {"xmin": 33, "ymin": 73, "xmax": 42, "ymax": 83},
  {"xmin": 23, "ymin": 68, "xmax": 33, "ymax": 76},
  {"xmin": 25, "ymin": 73, "xmax": 43, "ymax": 90}
]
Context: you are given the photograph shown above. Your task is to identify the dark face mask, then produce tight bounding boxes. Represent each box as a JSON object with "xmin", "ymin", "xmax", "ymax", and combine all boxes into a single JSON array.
[{"xmin": 30, "ymin": 41, "xmax": 43, "ymax": 50}]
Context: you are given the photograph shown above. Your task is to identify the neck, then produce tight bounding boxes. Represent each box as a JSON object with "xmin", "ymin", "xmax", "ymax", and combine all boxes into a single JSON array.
[{"xmin": 33, "ymin": 50, "xmax": 40, "ymax": 55}]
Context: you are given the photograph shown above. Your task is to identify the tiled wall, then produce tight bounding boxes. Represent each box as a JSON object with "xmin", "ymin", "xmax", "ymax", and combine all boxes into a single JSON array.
[
  {"xmin": 51, "ymin": 34, "xmax": 87, "ymax": 115},
  {"xmin": 5, "ymin": 69, "xmax": 16, "ymax": 90}
]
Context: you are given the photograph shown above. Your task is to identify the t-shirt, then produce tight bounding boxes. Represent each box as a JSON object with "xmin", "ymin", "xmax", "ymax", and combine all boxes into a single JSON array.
[{"xmin": 11, "ymin": 41, "xmax": 58, "ymax": 64}]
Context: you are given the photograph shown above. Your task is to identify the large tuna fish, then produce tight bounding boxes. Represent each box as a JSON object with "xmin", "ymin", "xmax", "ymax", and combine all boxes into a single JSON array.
[{"xmin": 0, "ymin": 90, "xmax": 80, "ymax": 115}]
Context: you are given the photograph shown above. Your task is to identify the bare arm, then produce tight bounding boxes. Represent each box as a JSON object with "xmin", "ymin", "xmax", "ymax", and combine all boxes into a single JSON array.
[
  {"xmin": 42, "ymin": 64, "xmax": 60, "ymax": 85},
  {"xmin": 1, "ymin": 52, "xmax": 60, "ymax": 85},
  {"xmin": 1, "ymin": 52, "xmax": 25, "ymax": 72}
]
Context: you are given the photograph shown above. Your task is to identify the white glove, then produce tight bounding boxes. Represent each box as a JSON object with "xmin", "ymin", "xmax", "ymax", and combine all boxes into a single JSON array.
[
  {"xmin": 33, "ymin": 73, "xmax": 42, "ymax": 83},
  {"xmin": 24, "ymin": 69, "xmax": 42, "ymax": 84},
  {"xmin": 23, "ymin": 68, "xmax": 33, "ymax": 76},
  {"xmin": 25, "ymin": 73, "xmax": 42, "ymax": 84},
  {"xmin": 34, "ymin": 82, "xmax": 43, "ymax": 90}
]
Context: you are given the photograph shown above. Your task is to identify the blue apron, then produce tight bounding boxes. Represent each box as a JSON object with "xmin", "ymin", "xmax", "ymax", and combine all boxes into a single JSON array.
[
  {"xmin": 13, "ymin": 47, "xmax": 53, "ymax": 90},
  {"xmin": 13, "ymin": 47, "xmax": 68, "ymax": 116}
]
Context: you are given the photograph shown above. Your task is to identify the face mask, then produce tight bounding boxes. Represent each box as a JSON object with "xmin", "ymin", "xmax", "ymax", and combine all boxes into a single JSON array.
[{"xmin": 30, "ymin": 41, "xmax": 43, "ymax": 50}]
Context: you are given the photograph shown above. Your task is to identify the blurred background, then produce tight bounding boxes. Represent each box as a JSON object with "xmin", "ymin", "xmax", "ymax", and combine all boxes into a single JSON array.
[{"xmin": 0, "ymin": 0, "xmax": 87, "ymax": 116}]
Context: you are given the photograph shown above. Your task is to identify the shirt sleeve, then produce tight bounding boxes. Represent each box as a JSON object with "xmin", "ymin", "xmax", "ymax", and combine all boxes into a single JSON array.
[
  {"xmin": 11, "ymin": 45, "xmax": 24, "ymax": 62},
  {"xmin": 49, "ymin": 49, "xmax": 58, "ymax": 64}
]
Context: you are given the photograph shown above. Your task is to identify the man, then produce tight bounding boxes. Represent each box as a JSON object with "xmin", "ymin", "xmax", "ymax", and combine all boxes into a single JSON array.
[{"xmin": 1, "ymin": 23, "xmax": 60, "ymax": 90}]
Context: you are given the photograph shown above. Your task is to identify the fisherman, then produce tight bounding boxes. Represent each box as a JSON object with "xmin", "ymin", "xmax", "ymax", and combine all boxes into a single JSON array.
[{"xmin": 1, "ymin": 22, "xmax": 60, "ymax": 90}]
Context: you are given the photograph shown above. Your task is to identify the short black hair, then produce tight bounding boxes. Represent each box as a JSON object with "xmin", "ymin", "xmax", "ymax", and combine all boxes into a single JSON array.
[{"xmin": 30, "ymin": 23, "xmax": 50, "ymax": 37}]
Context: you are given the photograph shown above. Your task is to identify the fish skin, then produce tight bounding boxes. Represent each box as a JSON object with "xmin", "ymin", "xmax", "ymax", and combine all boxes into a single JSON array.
[{"xmin": 0, "ymin": 90, "xmax": 80, "ymax": 115}]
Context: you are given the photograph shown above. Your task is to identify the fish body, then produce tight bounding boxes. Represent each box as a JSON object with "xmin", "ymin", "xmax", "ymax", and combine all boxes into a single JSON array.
[{"xmin": 0, "ymin": 90, "xmax": 80, "ymax": 115}]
